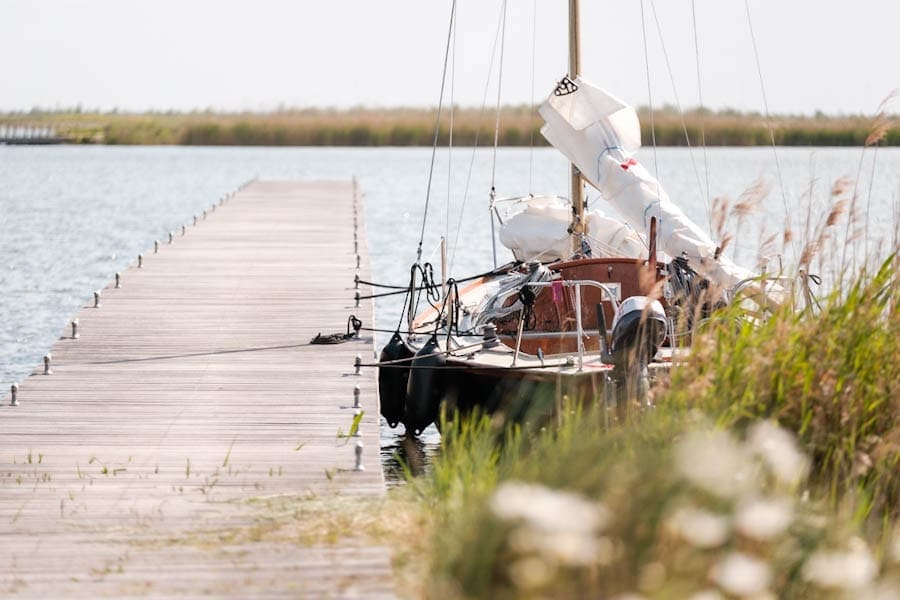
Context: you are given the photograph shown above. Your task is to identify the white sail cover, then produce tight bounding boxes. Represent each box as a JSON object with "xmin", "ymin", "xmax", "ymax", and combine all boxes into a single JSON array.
[
  {"xmin": 538, "ymin": 76, "xmax": 755, "ymax": 290},
  {"xmin": 498, "ymin": 195, "xmax": 649, "ymax": 262}
]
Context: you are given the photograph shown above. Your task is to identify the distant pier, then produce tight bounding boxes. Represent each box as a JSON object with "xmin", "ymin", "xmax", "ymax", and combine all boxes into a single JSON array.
[
  {"xmin": 0, "ymin": 181, "xmax": 394, "ymax": 597},
  {"xmin": 0, "ymin": 124, "xmax": 63, "ymax": 144}
]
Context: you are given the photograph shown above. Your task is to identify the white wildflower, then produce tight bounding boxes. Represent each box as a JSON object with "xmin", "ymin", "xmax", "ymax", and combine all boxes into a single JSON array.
[
  {"xmin": 509, "ymin": 527, "xmax": 602, "ymax": 567},
  {"xmin": 746, "ymin": 420, "xmax": 809, "ymax": 486},
  {"xmin": 852, "ymin": 579, "xmax": 900, "ymax": 600},
  {"xmin": 508, "ymin": 556, "xmax": 555, "ymax": 590},
  {"xmin": 711, "ymin": 552, "xmax": 772, "ymax": 597},
  {"xmin": 667, "ymin": 506, "xmax": 730, "ymax": 548},
  {"xmin": 689, "ymin": 590, "xmax": 724, "ymax": 600},
  {"xmin": 490, "ymin": 481, "xmax": 609, "ymax": 534},
  {"xmin": 734, "ymin": 496, "xmax": 793, "ymax": 541},
  {"xmin": 802, "ymin": 538, "xmax": 878, "ymax": 590},
  {"xmin": 675, "ymin": 429, "xmax": 759, "ymax": 498}
]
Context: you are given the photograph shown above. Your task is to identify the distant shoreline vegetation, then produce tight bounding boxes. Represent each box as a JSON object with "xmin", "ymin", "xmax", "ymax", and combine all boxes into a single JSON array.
[{"xmin": 1, "ymin": 106, "xmax": 896, "ymax": 147}]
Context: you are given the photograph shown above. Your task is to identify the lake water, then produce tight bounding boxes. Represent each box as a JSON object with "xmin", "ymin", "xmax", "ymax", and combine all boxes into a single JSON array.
[{"xmin": 1, "ymin": 145, "xmax": 897, "ymax": 480}]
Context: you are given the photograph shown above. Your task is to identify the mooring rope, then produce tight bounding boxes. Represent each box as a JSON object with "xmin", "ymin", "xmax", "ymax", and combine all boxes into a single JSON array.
[{"xmin": 357, "ymin": 265, "xmax": 514, "ymax": 292}]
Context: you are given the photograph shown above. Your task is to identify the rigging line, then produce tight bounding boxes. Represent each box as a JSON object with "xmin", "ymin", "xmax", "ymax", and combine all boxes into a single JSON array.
[
  {"xmin": 528, "ymin": 0, "xmax": 538, "ymax": 194},
  {"xmin": 488, "ymin": 0, "xmax": 509, "ymax": 266},
  {"xmin": 417, "ymin": 0, "xmax": 458, "ymax": 263},
  {"xmin": 639, "ymin": 0, "xmax": 661, "ymax": 230},
  {"xmin": 449, "ymin": 1, "xmax": 506, "ymax": 274},
  {"xmin": 446, "ymin": 3, "xmax": 457, "ymax": 250},
  {"xmin": 690, "ymin": 0, "xmax": 713, "ymax": 235},
  {"xmin": 489, "ymin": 0, "xmax": 509, "ymax": 193},
  {"xmin": 744, "ymin": 0, "xmax": 794, "ymax": 257},
  {"xmin": 648, "ymin": 0, "xmax": 709, "ymax": 236}
]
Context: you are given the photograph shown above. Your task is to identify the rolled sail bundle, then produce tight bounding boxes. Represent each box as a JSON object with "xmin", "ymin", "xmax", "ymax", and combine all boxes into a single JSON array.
[
  {"xmin": 538, "ymin": 75, "xmax": 773, "ymax": 298},
  {"xmin": 498, "ymin": 195, "xmax": 649, "ymax": 262}
]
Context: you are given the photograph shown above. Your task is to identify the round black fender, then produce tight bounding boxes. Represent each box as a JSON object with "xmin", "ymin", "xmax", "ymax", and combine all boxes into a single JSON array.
[
  {"xmin": 403, "ymin": 334, "xmax": 446, "ymax": 436},
  {"xmin": 378, "ymin": 332, "xmax": 413, "ymax": 428}
]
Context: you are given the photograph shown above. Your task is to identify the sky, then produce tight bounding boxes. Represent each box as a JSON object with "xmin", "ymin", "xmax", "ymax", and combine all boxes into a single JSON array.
[{"xmin": 1, "ymin": 0, "xmax": 897, "ymax": 115}]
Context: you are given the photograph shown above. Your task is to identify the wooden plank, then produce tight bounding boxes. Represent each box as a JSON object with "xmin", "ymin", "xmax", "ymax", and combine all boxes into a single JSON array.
[{"xmin": 0, "ymin": 180, "xmax": 394, "ymax": 598}]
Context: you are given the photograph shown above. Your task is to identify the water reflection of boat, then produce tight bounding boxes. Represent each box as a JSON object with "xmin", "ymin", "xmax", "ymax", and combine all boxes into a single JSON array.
[
  {"xmin": 380, "ymin": 430, "xmax": 440, "ymax": 485},
  {"xmin": 376, "ymin": 0, "xmax": 779, "ymax": 436}
]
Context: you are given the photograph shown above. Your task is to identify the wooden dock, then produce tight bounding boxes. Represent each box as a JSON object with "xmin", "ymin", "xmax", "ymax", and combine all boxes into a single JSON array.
[{"xmin": 0, "ymin": 181, "xmax": 394, "ymax": 597}]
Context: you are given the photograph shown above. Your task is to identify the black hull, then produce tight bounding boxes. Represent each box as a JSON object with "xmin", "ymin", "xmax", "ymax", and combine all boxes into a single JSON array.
[{"xmin": 383, "ymin": 344, "xmax": 641, "ymax": 433}]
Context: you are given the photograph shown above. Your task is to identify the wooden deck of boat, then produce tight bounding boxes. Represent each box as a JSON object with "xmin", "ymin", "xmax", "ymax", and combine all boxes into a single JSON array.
[{"xmin": 0, "ymin": 180, "xmax": 394, "ymax": 598}]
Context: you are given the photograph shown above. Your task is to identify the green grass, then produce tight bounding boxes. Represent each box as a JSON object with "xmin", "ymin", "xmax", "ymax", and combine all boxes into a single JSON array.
[
  {"xmin": 381, "ymin": 252, "xmax": 899, "ymax": 599},
  {"xmin": 1, "ymin": 106, "xmax": 896, "ymax": 146}
]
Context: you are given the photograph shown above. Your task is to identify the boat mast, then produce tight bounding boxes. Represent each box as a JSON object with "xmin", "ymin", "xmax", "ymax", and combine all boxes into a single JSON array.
[{"xmin": 568, "ymin": 0, "xmax": 586, "ymax": 255}]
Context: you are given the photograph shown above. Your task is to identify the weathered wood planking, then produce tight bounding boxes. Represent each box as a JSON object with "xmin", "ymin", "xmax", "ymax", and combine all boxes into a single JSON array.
[{"xmin": 0, "ymin": 181, "xmax": 394, "ymax": 598}]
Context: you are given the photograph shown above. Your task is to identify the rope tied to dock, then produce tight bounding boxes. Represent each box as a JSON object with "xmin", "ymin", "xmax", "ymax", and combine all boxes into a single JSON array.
[{"xmin": 310, "ymin": 315, "xmax": 364, "ymax": 344}]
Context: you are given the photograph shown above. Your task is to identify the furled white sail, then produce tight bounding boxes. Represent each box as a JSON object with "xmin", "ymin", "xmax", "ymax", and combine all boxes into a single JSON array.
[
  {"xmin": 498, "ymin": 195, "xmax": 649, "ymax": 262},
  {"xmin": 538, "ymin": 75, "xmax": 756, "ymax": 290}
]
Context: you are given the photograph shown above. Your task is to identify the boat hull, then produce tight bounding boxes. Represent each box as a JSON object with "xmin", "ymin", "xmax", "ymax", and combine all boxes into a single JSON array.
[{"xmin": 385, "ymin": 340, "xmax": 671, "ymax": 433}]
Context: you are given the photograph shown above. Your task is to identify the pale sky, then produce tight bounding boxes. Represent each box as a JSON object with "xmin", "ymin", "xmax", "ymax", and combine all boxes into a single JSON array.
[{"xmin": 1, "ymin": 0, "xmax": 897, "ymax": 115}]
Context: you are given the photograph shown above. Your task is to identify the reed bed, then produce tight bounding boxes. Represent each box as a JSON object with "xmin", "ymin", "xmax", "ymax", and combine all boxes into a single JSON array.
[{"xmin": 1, "ymin": 107, "xmax": 896, "ymax": 146}]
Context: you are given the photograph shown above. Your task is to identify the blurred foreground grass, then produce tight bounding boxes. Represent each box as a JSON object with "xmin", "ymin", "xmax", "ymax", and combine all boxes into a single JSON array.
[
  {"xmin": 1, "ymin": 106, "xmax": 897, "ymax": 146},
  {"xmin": 273, "ymin": 250, "xmax": 887, "ymax": 599},
  {"xmin": 388, "ymin": 254, "xmax": 898, "ymax": 598}
]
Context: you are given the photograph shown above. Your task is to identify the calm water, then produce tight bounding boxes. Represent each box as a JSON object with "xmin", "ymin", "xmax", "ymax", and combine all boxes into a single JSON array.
[{"xmin": 1, "ymin": 145, "xmax": 897, "ymax": 479}]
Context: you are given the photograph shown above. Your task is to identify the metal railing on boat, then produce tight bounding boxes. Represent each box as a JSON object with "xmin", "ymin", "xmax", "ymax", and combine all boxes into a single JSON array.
[{"xmin": 521, "ymin": 280, "xmax": 621, "ymax": 371}]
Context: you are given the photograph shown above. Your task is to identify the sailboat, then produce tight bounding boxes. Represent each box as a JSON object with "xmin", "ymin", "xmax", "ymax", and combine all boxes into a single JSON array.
[{"xmin": 377, "ymin": 0, "xmax": 775, "ymax": 435}]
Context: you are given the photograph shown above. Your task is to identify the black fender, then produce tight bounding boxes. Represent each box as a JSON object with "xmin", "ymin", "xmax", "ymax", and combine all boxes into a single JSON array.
[
  {"xmin": 378, "ymin": 331, "xmax": 413, "ymax": 428},
  {"xmin": 403, "ymin": 335, "xmax": 446, "ymax": 435}
]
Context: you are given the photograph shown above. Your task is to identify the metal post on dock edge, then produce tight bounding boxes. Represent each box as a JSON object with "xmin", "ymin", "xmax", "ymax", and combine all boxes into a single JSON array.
[
  {"xmin": 193, "ymin": 215, "xmax": 198, "ymax": 226},
  {"xmin": 181, "ymin": 225, "xmax": 186, "ymax": 236},
  {"xmin": 154, "ymin": 240, "xmax": 160, "ymax": 254},
  {"xmin": 115, "ymin": 272, "xmax": 121, "ymax": 288},
  {"xmin": 9, "ymin": 384, "xmax": 18, "ymax": 406},
  {"xmin": 211, "ymin": 203, "xmax": 216, "ymax": 212},
  {"xmin": 354, "ymin": 354, "xmax": 362, "ymax": 375},
  {"xmin": 138, "ymin": 253, "xmax": 143, "ymax": 268},
  {"xmin": 43, "ymin": 353, "xmax": 52, "ymax": 375},
  {"xmin": 71, "ymin": 319, "xmax": 79, "ymax": 339},
  {"xmin": 356, "ymin": 254, "xmax": 360, "ymax": 269},
  {"xmin": 93, "ymin": 291, "xmax": 101, "ymax": 308},
  {"xmin": 353, "ymin": 384, "xmax": 361, "ymax": 408},
  {"xmin": 168, "ymin": 231, "xmax": 174, "ymax": 244},
  {"xmin": 355, "ymin": 291, "xmax": 360, "ymax": 307},
  {"xmin": 354, "ymin": 273, "xmax": 359, "ymax": 289},
  {"xmin": 353, "ymin": 441, "xmax": 365, "ymax": 471}
]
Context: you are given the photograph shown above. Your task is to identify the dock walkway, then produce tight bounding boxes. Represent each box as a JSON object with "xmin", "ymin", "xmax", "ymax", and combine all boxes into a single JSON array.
[{"xmin": 0, "ymin": 181, "xmax": 393, "ymax": 597}]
